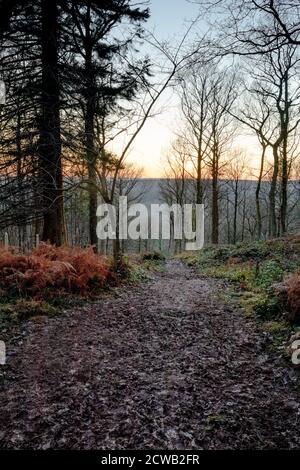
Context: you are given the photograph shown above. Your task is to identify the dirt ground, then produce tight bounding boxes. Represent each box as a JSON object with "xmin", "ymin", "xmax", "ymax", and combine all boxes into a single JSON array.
[{"xmin": 0, "ymin": 260, "xmax": 300, "ymax": 449}]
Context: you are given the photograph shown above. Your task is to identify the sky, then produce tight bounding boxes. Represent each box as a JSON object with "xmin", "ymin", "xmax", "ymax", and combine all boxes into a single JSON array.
[
  {"xmin": 118, "ymin": 0, "xmax": 260, "ymax": 178},
  {"xmin": 124, "ymin": 0, "xmax": 201, "ymax": 178}
]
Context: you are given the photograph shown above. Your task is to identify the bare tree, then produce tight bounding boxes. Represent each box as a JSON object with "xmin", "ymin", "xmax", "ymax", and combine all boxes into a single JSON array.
[
  {"xmin": 160, "ymin": 138, "xmax": 192, "ymax": 253},
  {"xmin": 225, "ymin": 150, "xmax": 249, "ymax": 244},
  {"xmin": 205, "ymin": 69, "xmax": 237, "ymax": 244},
  {"xmin": 179, "ymin": 63, "xmax": 215, "ymax": 205},
  {"xmin": 195, "ymin": 1, "xmax": 300, "ymax": 55},
  {"xmin": 233, "ymin": 44, "xmax": 300, "ymax": 237}
]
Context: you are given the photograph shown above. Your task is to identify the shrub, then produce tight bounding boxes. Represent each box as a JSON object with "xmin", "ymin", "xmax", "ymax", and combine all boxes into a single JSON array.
[
  {"xmin": 231, "ymin": 242, "xmax": 271, "ymax": 261},
  {"xmin": 255, "ymin": 260, "xmax": 284, "ymax": 289},
  {"xmin": 111, "ymin": 256, "xmax": 131, "ymax": 280},
  {"xmin": 253, "ymin": 295, "xmax": 281, "ymax": 318},
  {"xmin": 0, "ymin": 244, "xmax": 112, "ymax": 298},
  {"xmin": 142, "ymin": 251, "xmax": 166, "ymax": 262},
  {"xmin": 210, "ymin": 242, "xmax": 271, "ymax": 263},
  {"xmin": 286, "ymin": 274, "xmax": 300, "ymax": 324}
]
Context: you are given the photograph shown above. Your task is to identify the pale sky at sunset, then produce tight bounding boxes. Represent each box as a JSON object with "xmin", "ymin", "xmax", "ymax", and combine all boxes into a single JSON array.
[
  {"xmin": 127, "ymin": 0, "xmax": 200, "ymax": 177},
  {"xmin": 119, "ymin": 0, "xmax": 261, "ymax": 178}
]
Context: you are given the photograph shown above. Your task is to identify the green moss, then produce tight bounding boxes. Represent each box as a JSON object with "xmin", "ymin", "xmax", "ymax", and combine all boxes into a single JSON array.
[
  {"xmin": 252, "ymin": 296, "xmax": 281, "ymax": 318},
  {"xmin": 261, "ymin": 320, "xmax": 292, "ymax": 352},
  {"xmin": 129, "ymin": 265, "xmax": 149, "ymax": 283},
  {"xmin": 12, "ymin": 300, "xmax": 59, "ymax": 320},
  {"xmin": 0, "ymin": 299, "xmax": 61, "ymax": 323},
  {"xmin": 200, "ymin": 264, "xmax": 253, "ymax": 284},
  {"xmin": 262, "ymin": 320, "xmax": 289, "ymax": 334},
  {"xmin": 239, "ymin": 291, "xmax": 269, "ymax": 315}
]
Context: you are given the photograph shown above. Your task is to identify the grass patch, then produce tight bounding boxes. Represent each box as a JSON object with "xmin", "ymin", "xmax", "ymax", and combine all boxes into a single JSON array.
[
  {"xmin": 180, "ymin": 238, "xmax": 300, "ymax": 354},
  {"xmin": 0, "ymin": 296, "xmax": 79, "ymax": 332},
  {"xmin": 0, "ymin": 299, "xmax": 59, "ymax": 321},
  {"xmin": 129, "ymin": 252, "xmax": 166, "ymax": 283},
  {"xmin": 262, "ymin": 320, "xmax": 289, "ymax": 335},
  {"xmin": 260, "ymin": 320, "xmax": 292, "ymax": 353},
  {"xmin": 128, "ymin": 264, "xmax": 149, "ymax": 283},
  {"xmin": 180, "ymin": 237, "xmax": 300, "ymax": 323}
]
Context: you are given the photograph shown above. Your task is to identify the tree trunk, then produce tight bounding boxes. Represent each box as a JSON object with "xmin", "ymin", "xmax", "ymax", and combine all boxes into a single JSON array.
[
  {"xmin": 281, "ymin": 147, "xmax": 288, "ymax": 236},
  {"xmin": 280, "ymin": 77, "xmax": 289, "ymax": 236},
  {"xmin": 233, "ymin": 181, "xmax": 238, "ymax": 244},
  {"xmin": 256, "ymin": 144, "xmax": 266, "ymax": 240},
  {"xmin": 196, "ymin": 147, "xmax": 203, "ymax": 205},
  {"xmin": 269, "ymin": 145, "xmax": 279, "ymax": 238},
  {"xmin": 87, "ymin": 151, "xmax": 98, "ymax": 249},
  {"xmin": 211, "ymin": 148, "xmax": 219, "ymax": 245},
  {"xmin": 241, "ymin": 193, "xmax": 246, "ymax": 241},
  {"xmin": 84, "ymin": 23, "xmax": 98, "ymax": 250},
  {"xmin": 226, "ymin": 192, "xmax": 231, "ymax": 243},
  {"xmin": 113, "ymin": 212, "xmax": 124, "ymax": 271},
  {"xmin": 39, "ymin": 0, "xmax": 64, "ymax": 245},
  {"xmin": 85, "ymin": 93, "xmax": 98, "ymax": 249}
]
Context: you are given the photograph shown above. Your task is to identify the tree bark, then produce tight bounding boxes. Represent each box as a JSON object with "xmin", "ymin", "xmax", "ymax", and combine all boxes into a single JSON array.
[
  {"xmin": 281, "ymin": 144, "xmax": 288, "ymax": 235},
  {"xmin": 211, "ymin": 146, "xmax": 219, "ymax": 245},
  {"xmin": 85, "ymin": 103, "xmax": 98, "ymax": 249},
  {"xmin": 280, "ymin": 77, "xmax": 289, "ymax": 236},
  {"xmin": 269, "ymin": 144, "xmax": 279, "ymax": 238},
  {"xmin": 196, "ymin": 143, "xmax": 203, "ymax": 205},
  {"xmin": 233, "ymin": 180, "xmax": 238, "ymax": 244},
  {"xmin": 39, "ymin": 0, "xmax": 65, "ymax": 245},
  {"xmin": 256, "ymin": 144, "xmax": 267, "ymax": 240},
  {"xmin": 84, "ymin": 10, "xmax": 98, "ymax": 251}
]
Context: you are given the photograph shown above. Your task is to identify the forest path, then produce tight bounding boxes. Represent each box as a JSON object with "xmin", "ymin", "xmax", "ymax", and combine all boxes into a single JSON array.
[{"xmin": 0, "ymin": 260, "xmax": 300, "ymax": 449}]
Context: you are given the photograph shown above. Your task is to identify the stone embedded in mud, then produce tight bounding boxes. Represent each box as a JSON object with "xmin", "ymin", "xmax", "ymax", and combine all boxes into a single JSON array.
[
  {"xmin": 287, "ymin": 331, "xmax": 300, "ymax": 367},
  {"xmin": 290, "ymin": 331, "xmax": 300, "ymax": 343}
]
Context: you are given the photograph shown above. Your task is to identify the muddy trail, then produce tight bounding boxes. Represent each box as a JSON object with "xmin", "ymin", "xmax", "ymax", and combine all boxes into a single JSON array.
[{"xmin": 0, "ymin": 260, "xmax": 299, "ymax": 450}]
